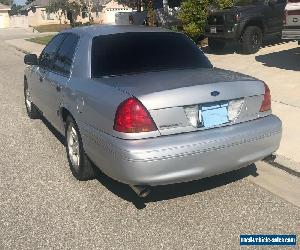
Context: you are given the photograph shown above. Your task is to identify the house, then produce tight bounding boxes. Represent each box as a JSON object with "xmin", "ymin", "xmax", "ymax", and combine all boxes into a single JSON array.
[
  {"xmin": 20, "ymin": 0, "xmax": 68, "ymax": 26},
  {"xmin": 20, "ymin": 0, "xmax": 132, "ymax": 27},
  {"xmin": 99, "ymin": 0, "xmax": 132, "ymax": 24},
  {"xmin": 0, "ymin": 3, "xmax": 11, "ymax": 28}
]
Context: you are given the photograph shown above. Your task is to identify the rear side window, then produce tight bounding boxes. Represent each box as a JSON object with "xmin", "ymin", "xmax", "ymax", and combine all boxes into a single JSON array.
[
  {"xmin": 39, "ymin": 34, "xmax": 66, "ymax": 69},
  {"xmin": 53, "ymin": 33, "xmax": 79, "ymax": 76},
  {"xmin": 91, "ymin": 32, "xmax": 212, "ymax": 78}
]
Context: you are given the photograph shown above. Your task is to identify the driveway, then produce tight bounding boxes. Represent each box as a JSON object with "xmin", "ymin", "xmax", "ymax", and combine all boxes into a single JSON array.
[
  {"xmin": 206, "ymin": 40, "xmax": 300, "ymax": 168},
  {"xmin": 0, "ymin": 29, "xmax": 299, "ymax": 249}
]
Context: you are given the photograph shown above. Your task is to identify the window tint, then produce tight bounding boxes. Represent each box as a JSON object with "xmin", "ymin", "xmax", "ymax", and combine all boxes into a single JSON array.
[
  {"xmin": 53, "ymin": 34, "xmax": 79, "ymax": 76},
  {"xmin": 39, "ymin": 34, "xmax": 66, "ymax": 69},
  {"xmin": 91, "ymin": 32, "xmax": 212, "ymax": 78}
]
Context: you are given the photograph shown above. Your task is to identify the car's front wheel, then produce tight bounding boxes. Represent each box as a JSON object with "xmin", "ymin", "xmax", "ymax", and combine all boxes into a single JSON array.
[
  {"xmin": 65, "ymin": 116, "xmax": 97, "ymax": 181},
  {"xmin": 24, "ymin": 81, "xmax": 40, "ymax": 119}
]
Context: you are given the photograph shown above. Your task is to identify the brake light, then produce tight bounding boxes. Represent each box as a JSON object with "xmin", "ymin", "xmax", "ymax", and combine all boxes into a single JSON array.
[
  {"xmin": 113, "ymin": 97, "xmax": 157, "ymax": 133},
  {"xmin": 235, "ymin": 13, "xmax": 241, "ymax": 22},
  {"xmin": 260, "ymin": 83, "xmax": 271, "ymax": 112}
]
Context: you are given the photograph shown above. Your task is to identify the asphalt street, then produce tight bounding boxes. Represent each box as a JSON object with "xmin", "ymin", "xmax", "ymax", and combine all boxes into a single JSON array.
[{"xmin": 0, "ymin": 29, "xmax": 299, "ymax": 249}]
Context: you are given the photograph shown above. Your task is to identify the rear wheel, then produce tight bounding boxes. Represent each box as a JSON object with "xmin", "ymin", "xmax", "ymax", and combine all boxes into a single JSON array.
[
  {"xmin": 65, "ymin": 116, "xmax": 96, "ymax": 181},
  {"xmin": 208, "ymin": 38, "xmax": 226, "ymax": 53},
  {"xmin": 24, "ymin": 81, "xmax": 40, "ymax": 119},
  {"xmin": 241, "ymin": 26, "xmax": 263, "ymax": 54}
]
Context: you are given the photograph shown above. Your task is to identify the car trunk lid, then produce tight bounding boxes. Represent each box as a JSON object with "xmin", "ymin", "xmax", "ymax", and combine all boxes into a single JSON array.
[{"xmin": 101, "ymin": 68, "xmax": 267, "ymax": 136}]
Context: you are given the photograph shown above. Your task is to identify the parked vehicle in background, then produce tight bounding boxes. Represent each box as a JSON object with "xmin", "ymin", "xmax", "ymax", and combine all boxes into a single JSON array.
[
  {"xmin": 282, "ymin": 0, "xmax": 300, "ymax": 44},
  {"xmin": 23, "ymin": 25, "xmax": 282, "ymax": 198},
  {"xmin": 205, "ymin": 0, "xmax": 287, "ymax": 54}
]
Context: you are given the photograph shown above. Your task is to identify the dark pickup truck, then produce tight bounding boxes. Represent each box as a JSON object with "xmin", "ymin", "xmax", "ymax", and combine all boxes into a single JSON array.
[{"xmin": 205, "ymin": 0, "xmax": 287, "ymax": 54}]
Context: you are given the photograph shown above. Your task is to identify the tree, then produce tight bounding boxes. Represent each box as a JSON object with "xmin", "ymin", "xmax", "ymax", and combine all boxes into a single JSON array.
[
  {"xmin": 25, "ymin": 0, "xmax": 35, "ymax": 5},
  {"xmin": 178, "ymin": 0, "xmax": 234, "ymax": 40},
  {"xmin": 9, "ymin": 4, "xmax": 22, "ymax": 15},
  {"xmin": 83, "ymin": 0, "xmax": 94, "ymax": 22},
  {"xmin": 46, "ymin": 0, "xmax": 67, "ymax": 24},
  {"xmin": 46, "ymin": 0, "xmax": 83, "ymax": 26}
]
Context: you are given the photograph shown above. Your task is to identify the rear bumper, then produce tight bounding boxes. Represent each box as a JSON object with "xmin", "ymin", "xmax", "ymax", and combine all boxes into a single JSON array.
[
  {"xmin": 84, "ymin": 115, "xmax": 282, "ymax": 186},
  {"xmin": 282, "ymin": 28, "xmax": 300, "ymax": 40}
]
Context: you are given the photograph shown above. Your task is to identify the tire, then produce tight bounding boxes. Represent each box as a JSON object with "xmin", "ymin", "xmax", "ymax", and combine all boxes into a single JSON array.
[
  {"xmin": 65, "ymin": 116, "xmax": 96, "ymax": 181},
  {"xmin": 208, "ymin": 38, "xmax": 226, "ymax": 53},
  {"xmin": 241, "ymin": 26, "xmax": 263, "ymax": 54},
  {"xmin": 24, "ymin": 80, "xmax": 40, "ymax": 119}
]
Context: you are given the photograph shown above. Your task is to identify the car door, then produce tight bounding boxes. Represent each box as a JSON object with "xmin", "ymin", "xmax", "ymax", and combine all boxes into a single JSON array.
[
  {"xmin": 43, "ymin": 33, "xmax": 79, "ymax": 131},
  {"xmin": 264, "ymin": 0, "xmax": 287, "ymax": 34},
  {"xmin": 35, "ymin": 34, "xmax": 66, "ymax": 113}
]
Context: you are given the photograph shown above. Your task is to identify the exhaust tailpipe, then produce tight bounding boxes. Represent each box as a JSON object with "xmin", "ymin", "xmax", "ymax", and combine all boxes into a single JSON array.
[{"xmin": 130, "ymin": 185, "xmax": 151, "ymax": 198}]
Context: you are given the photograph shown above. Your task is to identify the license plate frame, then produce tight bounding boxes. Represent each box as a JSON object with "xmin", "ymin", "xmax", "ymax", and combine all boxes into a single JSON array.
[
  {"xmin": 200, "ymin": 101, "xmax": 229, "ymax": 128},
  {"xmin": 210, "ymin": 27, "xmax": 217, "ymax": 34}
]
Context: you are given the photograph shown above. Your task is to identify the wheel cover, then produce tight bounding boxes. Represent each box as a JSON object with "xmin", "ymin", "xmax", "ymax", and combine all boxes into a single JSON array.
[
  {"xmin": 25, "ymin": 88, "xmax": 32, "ymax": 112},
  {"xmin": 67, "ymin": 124, "xmax": 80, "ymax": 169}
]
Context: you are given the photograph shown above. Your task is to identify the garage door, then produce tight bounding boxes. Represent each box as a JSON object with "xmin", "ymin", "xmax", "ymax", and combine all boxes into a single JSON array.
[
  {"xmin": 105, "ymin": 10, "xmax": 116, "ymax": 24},
  {"xmin": 0, "ymin": 15, "xmax": 4, "ymax": 28}
]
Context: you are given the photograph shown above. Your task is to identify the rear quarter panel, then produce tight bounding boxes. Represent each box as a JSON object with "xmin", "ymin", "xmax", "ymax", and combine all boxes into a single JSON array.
[{"xmin": 62, "ymin": 77, "xmax": 132, "ymax": 160}]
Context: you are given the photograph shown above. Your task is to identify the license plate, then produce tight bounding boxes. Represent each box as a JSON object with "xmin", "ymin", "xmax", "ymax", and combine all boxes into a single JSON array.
[
  {"xmin": 210, "ymin": 27, "xmax": 217, "ymax": 34},
  {"xmin": 200, "ymin": 102, "xmax": 229, "ymax": 128}
]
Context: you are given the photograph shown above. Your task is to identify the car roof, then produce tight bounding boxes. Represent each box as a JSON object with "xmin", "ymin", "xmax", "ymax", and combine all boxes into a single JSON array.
[{"xmin": 61, "ymin": 24, "xmax": 172, "ymax": 38}]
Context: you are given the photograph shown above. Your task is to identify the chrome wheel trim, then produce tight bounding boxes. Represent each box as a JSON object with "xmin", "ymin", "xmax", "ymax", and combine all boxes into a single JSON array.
[
  {"xmin": 67, "ymin": 124, "xmax": 80, "ymax": 169},
  {"xmin": 25, "ymin": 87, "xmax": 32, "ymax": 112}
]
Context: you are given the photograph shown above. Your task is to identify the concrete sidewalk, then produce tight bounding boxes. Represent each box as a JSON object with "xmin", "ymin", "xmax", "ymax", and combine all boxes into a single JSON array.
[
  {"xmin": 6, "ymin": 38, "xmax": 45, "ymax": 55},
  {"xmin": 4, "ymin": 31, "xmax": 56, "ymax": 55},
  {"xmin": 6, "ymin": 37, "xmax": 300, "ymax": 175}
]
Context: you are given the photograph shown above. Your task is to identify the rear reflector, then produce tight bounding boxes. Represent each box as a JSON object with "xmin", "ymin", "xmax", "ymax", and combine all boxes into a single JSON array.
[
  {"xmin": 113, "ymin": 97, "xmax": 157, "ymax": 133},
  {"xmin": 260, "ymin": 83, "xmax": 272, "ymax": 112}
]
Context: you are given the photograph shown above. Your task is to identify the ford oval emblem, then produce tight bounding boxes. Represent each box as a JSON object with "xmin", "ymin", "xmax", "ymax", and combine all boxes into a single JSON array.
[{"xmin": 211, "ymin": 91, "xmax": 220, "ymax": 97}]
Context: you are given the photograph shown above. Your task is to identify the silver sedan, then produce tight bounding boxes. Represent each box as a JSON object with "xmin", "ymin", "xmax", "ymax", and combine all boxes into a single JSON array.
[{"xmin": 23, "ymin": 25, "xmax": 282, "ymax": 197}]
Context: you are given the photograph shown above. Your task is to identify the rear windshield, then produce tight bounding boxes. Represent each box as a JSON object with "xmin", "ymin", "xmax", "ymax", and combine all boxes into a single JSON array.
[{"xmin": 91, "ymin": 32, "xmax": 212, "ymax": 77}]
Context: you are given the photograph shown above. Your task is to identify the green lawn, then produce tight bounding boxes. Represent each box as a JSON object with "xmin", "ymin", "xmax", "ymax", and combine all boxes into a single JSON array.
[
  {"xmin": 33, "ymin": 24, "xmax": 71, "ymax": 33},
  {"xmin": 27, "ymin": 35, "xmax": 55, "ymax": 45}
]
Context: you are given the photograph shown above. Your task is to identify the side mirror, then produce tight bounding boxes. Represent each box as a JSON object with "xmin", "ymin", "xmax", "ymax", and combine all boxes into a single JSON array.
[{"xmin": 24, "ymin": 54, "xmax": 38, "ymax": 65}]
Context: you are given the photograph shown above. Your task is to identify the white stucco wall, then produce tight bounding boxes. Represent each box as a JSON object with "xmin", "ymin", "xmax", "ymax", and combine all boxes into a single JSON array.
[{"xmin": 0, "ymin": 10, "xmax": 10, "ymax": 28}]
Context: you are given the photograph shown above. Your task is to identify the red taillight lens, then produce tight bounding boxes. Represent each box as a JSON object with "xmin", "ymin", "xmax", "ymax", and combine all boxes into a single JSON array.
[
  {"xmin": 113, "ymin": 97, "xmax": 157, "ymax": 133},
  {"xmin": 260, "ymin": 83, "xmax": 272, "ymax": 112},
  {"xmin": 235, "ymin": 13, "xmax": 241, "ymax": 22}
]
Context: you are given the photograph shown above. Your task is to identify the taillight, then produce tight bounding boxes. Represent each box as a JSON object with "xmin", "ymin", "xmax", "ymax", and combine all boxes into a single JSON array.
[
  {"xmin": 260, "ymin": 83, "xmax": 271, "ymax": 112},
  {"xmin": 235, "ymin": 13, "xmax": 241, "ymax": 22},
  {"xmin": 113, "ymin": 97, "xmax": 157, "ymax": 133}
]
